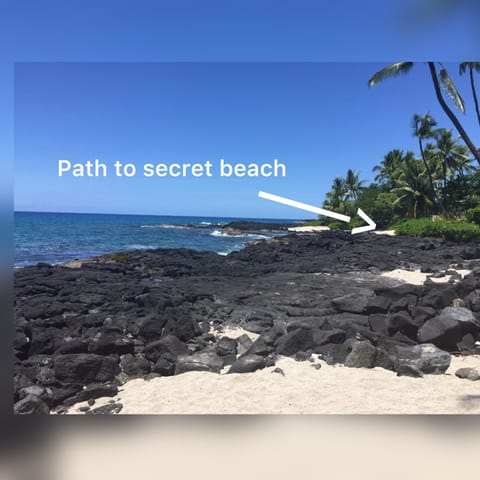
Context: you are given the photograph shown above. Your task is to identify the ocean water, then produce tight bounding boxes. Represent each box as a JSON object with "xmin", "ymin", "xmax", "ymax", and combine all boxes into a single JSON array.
[{"xmin": 14, "ymin": 212, "xmax": 298, "ymax": 267}]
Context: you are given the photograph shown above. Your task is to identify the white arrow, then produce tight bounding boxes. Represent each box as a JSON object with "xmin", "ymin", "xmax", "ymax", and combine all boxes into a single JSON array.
[
  {"xmin": 258, "ymin": 191, "xmax": 376, "ymax": 234},
  {"xmin": 258, "ymin": 190, "xmax": 351, "ymax": 222},
  {"xmin": 351, "ymin": 208, "xmax": 376, "ymax": 234}
]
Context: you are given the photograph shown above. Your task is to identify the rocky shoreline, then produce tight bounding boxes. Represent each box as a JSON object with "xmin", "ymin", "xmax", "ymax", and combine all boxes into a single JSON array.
[{"xmin": 13, "ymin": 231, "xmax": 480, "ymax": 414}]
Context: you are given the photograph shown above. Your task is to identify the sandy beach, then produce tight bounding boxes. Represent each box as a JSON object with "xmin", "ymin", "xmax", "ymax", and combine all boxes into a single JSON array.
[
  {"xmin": 382, "ymin": 267, "xmax": 472, "ymax": 285},
  {"xmin": 287, "ymin": 226, "xmax": 397, "ymax": 235},
  {"xmin": 66, "ymin": 349, "xmax": 480, "ymax": 414}
]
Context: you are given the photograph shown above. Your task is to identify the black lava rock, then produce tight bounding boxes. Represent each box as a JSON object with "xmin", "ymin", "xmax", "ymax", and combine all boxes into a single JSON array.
[
  {"xmin": 229, "ymin": 354, "xmax": 267, "ymax": 374},
  {"xmin": 53, "ymin": 354, "xmax": 119, "ymax": 384}
]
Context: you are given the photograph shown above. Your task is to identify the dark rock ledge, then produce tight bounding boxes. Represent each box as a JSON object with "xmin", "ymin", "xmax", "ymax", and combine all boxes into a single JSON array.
[{"xmin": 13, "ymin": 231, "xmax": 480, "ymax": 414}]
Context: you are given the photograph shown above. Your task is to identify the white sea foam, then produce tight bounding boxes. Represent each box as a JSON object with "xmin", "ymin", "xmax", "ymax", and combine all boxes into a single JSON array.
[
  {"xmin": 126, "ymin": 244, "xmax": 157, "ymax": 250},
  {"xmin": 246, "ymin": 234, "xmax": 270, "ymax": 240},
  {"xmin": 209, "ymin": 229, "xmax": 270, "ymax": 240},
  {"xmin": 140, "ymin": 224, "xmax": 187, "ymax": 229},
  {"xmin": 209, "ymin": 229, "xmax": 230, "ymax": 237}
]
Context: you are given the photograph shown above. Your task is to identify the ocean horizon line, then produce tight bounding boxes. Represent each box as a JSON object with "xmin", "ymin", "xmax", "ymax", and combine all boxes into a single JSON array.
[{"xmin": 14, "ymin": 210, "xmax": 308, "ymax": 222}]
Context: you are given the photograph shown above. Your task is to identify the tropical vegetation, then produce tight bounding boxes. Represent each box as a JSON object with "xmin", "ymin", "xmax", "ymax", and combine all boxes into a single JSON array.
[{"xmin": 316, "ymin": 61, "xmax": 480, "ymax": 241}]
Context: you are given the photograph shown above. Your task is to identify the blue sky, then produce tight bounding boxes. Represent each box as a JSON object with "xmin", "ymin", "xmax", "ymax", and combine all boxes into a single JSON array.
[
  {"xmin": 14, "ymin": 61, "xmax": 480, "ymax": 218},
  {"xmin": 4, "ymin": 0, "xmax": 480, "ymax": 219}
]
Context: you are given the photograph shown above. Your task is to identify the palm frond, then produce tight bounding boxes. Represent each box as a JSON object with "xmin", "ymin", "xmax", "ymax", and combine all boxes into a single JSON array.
[
  {"xmin": 368, "ymin": 62, "xmax": 414, "ymax": 87},
  {"xmin": 439, "ymin": 68, "xmax": 465, "ymax": 113},
  {"xmin": 459, "ymin": 62, "xmax": 480, "ymax": 74}
]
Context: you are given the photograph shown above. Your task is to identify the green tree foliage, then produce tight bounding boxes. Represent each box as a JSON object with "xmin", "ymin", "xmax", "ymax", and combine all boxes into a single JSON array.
[
  {"xmin": 344, "ymin": 169, "xmax": 365, "ymax": 200},
  {"xmin": 324, "ymin": 177, "xmax": 346, "ymax": 210},
  {"xmin": 373, "ymin": 149, "xmax": 406, "ymax": 189},
  {"xmin": 317, "ymin": 64, "xmax": 480, "ymax": 236},
  {"xmin": 321, "ymin": 118, "xmax": 478, "ymax": 230},
  {"xmin": 369, "ymin": 62, "xmax": 480, "ymax": 166},
  {"xmin": 466, "ymin": 206, "xmax": 480, "ymax": 225}
]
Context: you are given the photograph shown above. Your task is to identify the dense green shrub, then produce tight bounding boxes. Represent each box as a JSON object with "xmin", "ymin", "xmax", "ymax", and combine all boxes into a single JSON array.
[
  {"xmin": 328, "ymin": 221, "xmax": 346, "ymax": 230},
  {"xmin": 466, "ymin": 206, "xmax": 480, "ymax": 225},
  {"xmin": 394, "ymin": 218, "xmax": 480, "ymax": 242}
]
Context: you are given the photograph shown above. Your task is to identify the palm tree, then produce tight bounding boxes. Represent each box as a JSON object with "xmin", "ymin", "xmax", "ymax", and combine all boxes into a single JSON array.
[
  {"xmin": 344, "ymin": 169, "xmax": 365, "ymax": 201},
  {"xmin": 392, "ymin": 156, "xmax": 434, "ymax": 219},
  {"xmin": 459, "ymin": 62, "xmax": 480, "ymax": 126},
  {"xmin": 369, "ymin": 62, "xmax": 480, "ymax": 166},
  {"xmin": 324, "ymin": 176, "xmax": 346, "ymax": 210},
  {"xmin": 373, "ymin": 149, "xmax": 405, "ymax": 188},
  {"xmin": 412, "ymin": 113, "xmax": 447, "ymax": 216},
  {"xmin": 435, "ymin": 128, "xmax": 471, "ymax": 180}
]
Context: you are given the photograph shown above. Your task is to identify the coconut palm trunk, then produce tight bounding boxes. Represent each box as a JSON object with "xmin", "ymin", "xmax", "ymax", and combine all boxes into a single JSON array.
[
  {"xmin": 468, "ymin": 66, "xmax": 480, "ymax": 126},
  {"xmin": 427, "ymin": 62, "xmax": 480, "ymax": 166}
]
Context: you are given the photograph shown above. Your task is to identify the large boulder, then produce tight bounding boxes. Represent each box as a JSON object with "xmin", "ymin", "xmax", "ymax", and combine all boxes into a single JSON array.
[
  {"xmin": 120, "ymin": 353, "xmax": 152, "ymax": 377},
  {"xmin": 344, "ymin": 340, "xmax": 376, "ymax": 368},
  {"xmin": 143, "ymin": 335, "xmax": 189, "ymax": 362},
  {"xmin": 162, "ymin": 313, "xmax": 199, "ymax": 342},
  {"xmin": 53, "ymin": 354, "xmax": 119, "ymax": 384},
  {"xmin": 274, "ymin": 328, "xmax": 313, "ymax": 356},
  {"xmin": 417, "ymin": 307, "xmax": 480, "ymax": 350},
  {"xmin": 138, "ymin": 315, "xmax": 168, "ymax": 342},
  {"xmin": 368, "ymin": 314, "xmax": 389, "ymax": 336},
  {"xmin": 215, "ymin": 337, "xmax": 238, "ymax": 357},
  {"xmin": 420, "ymin": 287, "xmax": 457, "ymax": 311},
  {"xmin": 389, "ymin": 295, "xmax": 417, "ymax": 313},
  {"xmin": 409, "ymin": 306, "xmax": 436, "ymax": 327},
  {"xmin": 246, "ymin": 336, "xmax": 274, "ymax": 357},
  {"xmin": 365, "ymin": 296, "xmax": 391, "ymax": 314},
  {"xmin": 175, "ymin": 352, "xmax": 224, "ymax": 374},
  {"xmin": 387, "ymin": 311, "xmax": 417, "ymax": 338},
  {"xmin": 331, "ymin": 290, "xmax": 374, "ymax": 314},
  {"xmin": 228, "ymin": 354, "xmax": 267, "ymax": 374},
  {"xmin": 395, "ymin": 343, "xmax": 451, "ymax": 375},
  {"xmin": 152, "ymin": 354, "xmax": 176, "ymax": 376},
  {"xmin": 236, "ymin": 334, "xmax": 254, "ymax": 356}
]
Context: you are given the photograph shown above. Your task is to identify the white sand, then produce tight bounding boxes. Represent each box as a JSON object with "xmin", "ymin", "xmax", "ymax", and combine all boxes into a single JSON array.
[
  {"xmin": 287, "ymin": 226, "xmax": 396, "ymax": 235},
  {"xmin": 288, "ymin": 225, "xmax": 330, "ymax": 232},
  {"xmin": 66, "ymin": 353, "xmax": 480, "ymax": 414},
  {"xmin": 382, "ymin": 268, "xmax": 472, "ymax": 286}
]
